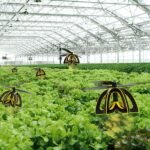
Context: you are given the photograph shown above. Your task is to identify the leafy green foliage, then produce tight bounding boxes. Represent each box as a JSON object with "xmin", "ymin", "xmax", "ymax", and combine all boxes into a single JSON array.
[
  {"xmin": 0, "ymin": 66, "xmax": 149, "ymax": 149},
  {"xmin": 22, "ymin": 63, "xmax": 150, "ymax": 73}
]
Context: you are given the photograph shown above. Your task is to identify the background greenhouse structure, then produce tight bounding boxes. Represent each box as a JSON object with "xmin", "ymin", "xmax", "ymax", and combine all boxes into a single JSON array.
[
  {"xmin": 0, "ymin": 0, "xmax": 150, "ymax": 65},
  {"xmin": 0, "ymin": 1, "xmax": 150, "ymax": 150}
]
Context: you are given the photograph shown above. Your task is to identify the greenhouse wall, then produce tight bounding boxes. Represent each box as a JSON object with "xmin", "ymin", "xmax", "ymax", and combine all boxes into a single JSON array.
[{"xmin": 1, "ymin": 50, "xmax": 150, "ymax": 65}]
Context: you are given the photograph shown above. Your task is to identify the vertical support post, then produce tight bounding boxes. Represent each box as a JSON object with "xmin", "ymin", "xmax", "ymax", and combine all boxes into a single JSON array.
[
  {"xmin": 137, "ymin": 37, "xmax": 142, "ymax": 63},
  {"xmin": 59, "ymin": 45, "xmax": 62, "ymax": 64},
  {"xmin": 21, "ymin": 56, "xmax": 23, "ymax": 65},
  {"xmin": 88, "ymin": 47, "xmax": 90, "ymax": 63},
  {"xmin": 84, "ymin": 47, "xmax": 86, "ymax": 63},
  {"xmin": 23, "ymin": 56, "xmax": 25, "ymax": 64},
  {"xmin": 100, "ymin": 52, "xmax": 103, "ymax": 63},
  {"xmin": 47, "ymin": 51, "xmax": 49, "ymax": 63},
  {"xmin": 26, "ymin": 56, "xmax": 28, "ymax": 65},
  {"xmin": 23, "ymin": 56, "xmax": 25, "ymax": 65},
  {"xmin": 86, "ymin": 41, "xmax": 90, "ymax": 63},
  {"xmin": 15, "ymin": 56, "xmax": 17, "ymax": 65},
  {"xmin": 117, "ymin": 50, "xmax": 119, "ymax": 63},
  {"xmin": 53, "ymin": 49, "xmax": 55, "ymax": 64},
  {"xmin": 33, "ymin": 55, "xmax": 34, "ymax": 65},
  {"xmin": 42, "ymin": 54, "xmax": 44, "ymax": 63},
  {"xmin": 34, "ymin": 56, "xmax": 35, "ymax": 65},
  {"xmin": 132, "ymin": 49, "xmax": 134, "ymax": 63},
  {"xmin": 38, "ymin": 55, "xmax": 40, "ymax": 64},
  {"xmin": 99, "ymin": 45, "xmax": 103, "ymax": 64},
  {"xmin": 117, "ymin": 42, "xmax": 120, "ymax": 63}
]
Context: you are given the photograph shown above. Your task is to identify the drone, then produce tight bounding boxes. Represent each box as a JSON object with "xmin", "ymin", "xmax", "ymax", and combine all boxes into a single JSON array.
[
  {"xmin": 60, "ymin": 48, "xmax": 80, "ymax": 65},
  {"xmin": 12, "ymin": 67, "xmax": 18, "ymax": 73},
  {"xmin": 28, "ymin": 56, "xmax": 32, "ymax": 61},
  {"xmin": 2, "ymin": 55, "xmax": 7, "ymax": 60},
  {"xmin": 34, "ymin": 68, "xmax": 46, "ymax": 78},
  {"xmin": 0, "ymin": 86, "xmax": 31, "ymax": 107},
  {"xmin": 83, "ymin": 81, "xmax": 149, "ymax": 114}
]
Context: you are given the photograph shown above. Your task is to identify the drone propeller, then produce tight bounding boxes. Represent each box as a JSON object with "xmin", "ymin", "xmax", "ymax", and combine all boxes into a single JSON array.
[
  {"xmin": 60, "ymin": 48, "xmax": 82, "ymax": 58},
  {"xmin": 93, "ymin": 81, "xmax": 117, "ymax": 86},
  {"xmin": 94, "ymin": 81, "xmax": 150, "ymax": 87},
  {"xmin": 61, "ymin": 48, "xmax": 72, "ymax": 53},
  {"xmin": 82, "ymin": 85, "xmax": 112, "ymax": 91},
  {"xmin": 60, "ymin": 54, "xmax": 68, "ymax": 57},
  {"xmin": 15, "ymin": 88, "xmax": 32, "ymax": 94},
  {"xmin": 118, "ymin": 81, "xmax": 150, "ymax": 87},
  {"xmin": 85, "ymin": 80, "xmax": 150, "ymax": 91},
  {"xmin": 0, "ymin": 85, "xmax": 32, "ymax": 94}
]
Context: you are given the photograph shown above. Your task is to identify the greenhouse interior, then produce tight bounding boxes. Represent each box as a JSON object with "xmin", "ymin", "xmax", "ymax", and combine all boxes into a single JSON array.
[{"xmin": 0, "ymin": 0, "xmax": 150, "ymax": 150}]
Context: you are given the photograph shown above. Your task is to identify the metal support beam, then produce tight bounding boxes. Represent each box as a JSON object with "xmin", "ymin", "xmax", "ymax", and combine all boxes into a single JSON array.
[
  {"xmin": 48, "ymin": 30, "xmax": 79, "ymax": 47},
  {"xmin": 0, "ymin": 19, "xmax": 72, "ymax": 24},
  {"xmin": 130, "ymin": 0, "xmax": 150, "ymax": 16},
  {"xmin": 37, "ymin": 36, "xmax": 58, "ymax": 48},
  {"xmin": 7, "ymin": 26, "xmax": 89, "ymax": 44},
  {"xmin": 63, "ymin": 28, "xmax": 88, "ymax": 43},
  {"xmin": 0, "ymin": 11, "xmax": 108, "ymax": 17},
  {"xmin": 0, "ymin": 35, "xmax": 39, "ymax": 39},
  {"xmin": 75, "ymin": 24, "xmax": 105, "ymax": 43},
  {"xmin": 0, "ymin": 0, "xmax": 30, "ymax": 33},
  {"xmin": 27, "ymin": 40, "xmax": 51, "ymax": 54},
  {"xmin": 5, "ymin": 2, "xmax": 150, "ymax": 8},
  {"xmin": 45, "ymin": 34, "xmax": 68, "ymax": 47},
  {"xmin": 99, "ymin": 45, "xmax": 104, "ymax": 63},
  {"xmin": 136, "ymin": 36, "xmax": 142, "ymax": 63},
  {"xmin": 117, "ymin": 43, "xmax": 120, "ymax": 63},
  {"xmin": 86, "ymin": 17, "xmax": 121, "ymax": 40},
  {"xmin": 100, "ymin": 52, "xmax": 103, "ymax": 63},
  {"xmin": 102, "ymin": 8, "xmax": 150, "ymax": 37}
]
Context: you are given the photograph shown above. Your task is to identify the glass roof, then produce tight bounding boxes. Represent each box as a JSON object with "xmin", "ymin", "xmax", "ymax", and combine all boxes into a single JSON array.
[{"xmin": 0, "ymin": 0, "xmax": 150, "ymax": 56}]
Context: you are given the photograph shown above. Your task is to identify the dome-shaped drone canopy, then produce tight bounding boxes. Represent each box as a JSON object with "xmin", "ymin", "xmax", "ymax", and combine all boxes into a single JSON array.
[
  {"xmin": 35, "ymin": 68, "xmax": 46, "ymax": 78},
  {"xmin": 60, "ymin": 48, "xmax": 80, "ymax": 65},
  {"xmin": 0, "ymin": 86, "xmax": 31, "ymax": 107},
  {"xmin": 96, "ymin": 81, "xmax": 138, "ymax": 114},
  {"xmin": 82, "ymin": 81, "xmax": 150, "ymax": 114},
  {"xmin": 12, "ymin": 67, "xmax": 18, "ymax": 73}
]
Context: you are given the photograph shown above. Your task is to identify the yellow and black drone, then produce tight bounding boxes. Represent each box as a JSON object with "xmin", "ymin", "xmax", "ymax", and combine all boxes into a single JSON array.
[
  {"xmin": 60, "ymin": 48, "xmax": 80, "ymax": 65},
  {"xmin": 2, "ymin": 55, "xmax": 7, "ymax": 60},
  {"xmin": 12, "ymin": 67, "xmax": 18, "ymax": 73},
  {"xmin": 28, "ymin": 56, "xmax": 32, "ymax": 61},
  {"xmin": 35, "ymin": 68, "xmax": 46, "ymax": 78},
  {"xmin": 84, "ymin": 81, "xmax": 150, "ymax": 114},
  {"xmin": 0, "ymin": 86, "xmax": 31, "ymax": 107}
]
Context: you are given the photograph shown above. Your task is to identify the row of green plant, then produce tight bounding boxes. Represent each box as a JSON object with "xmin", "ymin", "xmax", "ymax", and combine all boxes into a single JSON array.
[
  {"xmin": 0, "ymin": 67, "xmax": 149, "ymax": 149},
  {"xmin": 21, "ymin": 63, "xmax": 150, "ymax": 73}
]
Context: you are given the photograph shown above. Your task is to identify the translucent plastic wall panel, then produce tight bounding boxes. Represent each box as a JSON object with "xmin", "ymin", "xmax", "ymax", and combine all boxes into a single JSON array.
[
  {"xmin": 101, "ymin": 52, "xmax": 117, "ymax": 63},
  {"xmin": 143, "ymin": 50, "xmax": 150, "ymax": 62},
  {"xmin": 118, "ymin": 50, "xmax": 143, "ymax": 63},
  {"xmin": 32, "ymin": 56, "xmax": 56, "ymax": 64},
  {"xmin": 0, "ymin": 51, "xmax": 15, "ymax": 65},
  {"xmin": 12, "ymin": 50, "xmax": 149, "ymax": 65},
  {"xmin": 81, "ymin": 50, "xmax": 146, "ymax": 64},
  {"xmin": 20, "ymin": 55, "xmax": 59, "ymax": 65},
  {"xmin": 89, "ymin": 54, "xmax": 101, "ymax": 63},
  {"xmin": 131, "ymin": 51, "xmax": 142, "ymax": 63},
  {"xmin": 80, "ymin": 55, "xmax": 87, "ymax": 64}
]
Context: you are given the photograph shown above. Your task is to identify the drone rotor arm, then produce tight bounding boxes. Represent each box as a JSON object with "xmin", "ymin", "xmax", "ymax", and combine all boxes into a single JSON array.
[{"xmin": 61, "ymin": 48, "xmax": 72, "ymax": 53}]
